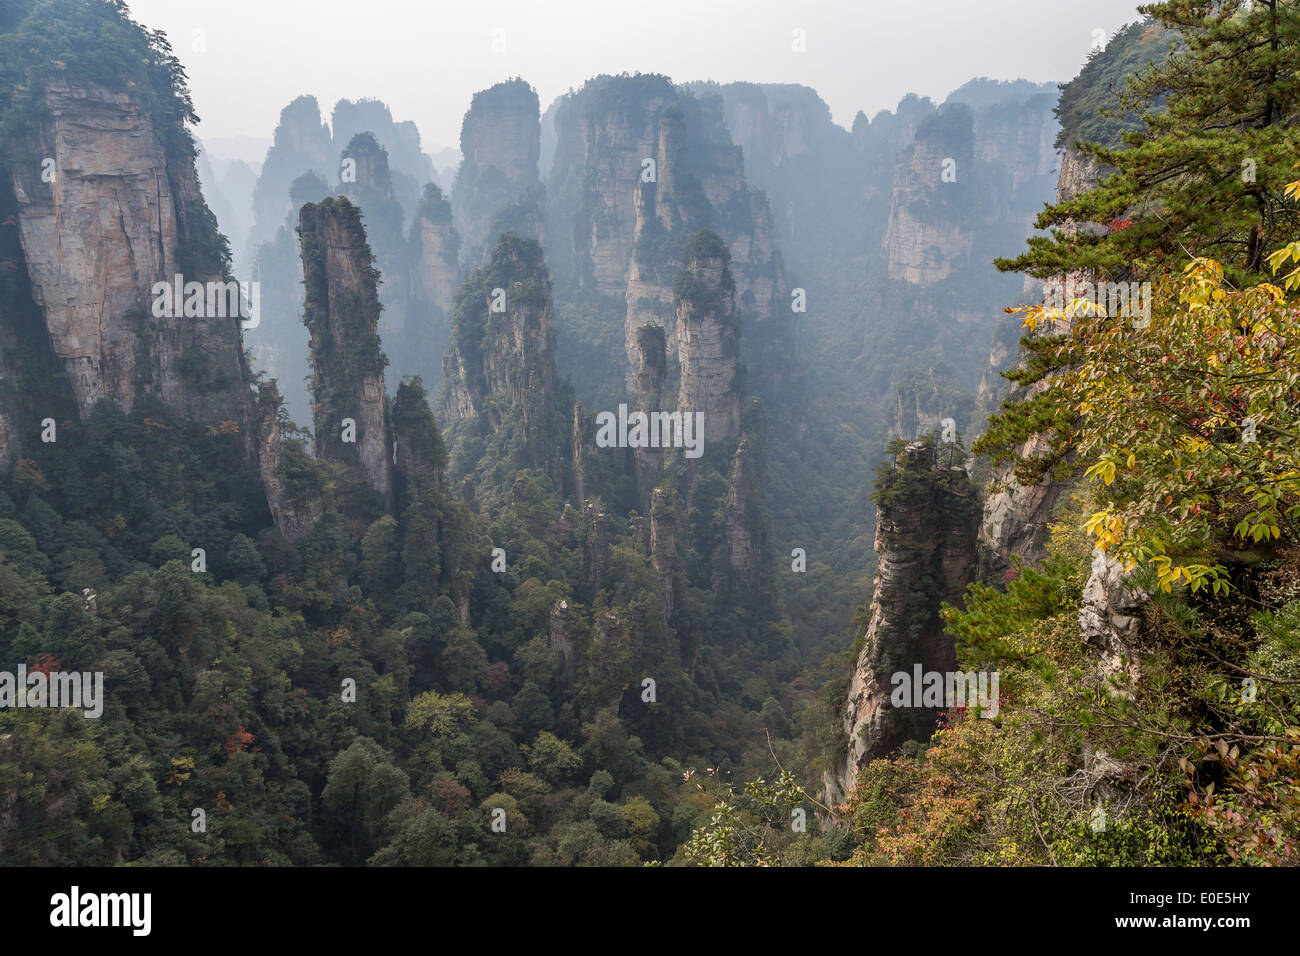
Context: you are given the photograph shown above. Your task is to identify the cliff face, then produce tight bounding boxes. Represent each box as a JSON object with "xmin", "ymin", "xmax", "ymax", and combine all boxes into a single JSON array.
[
  {"xmin": 882, "ymin": 105, "xmax": 977, "ymax": 285},
  {"xmin": 977, "ymin": 147, "xmax": 1102, "ymax": 571},
  {"xmin": 891, "ymin": 367, "xmax": 974, "ymax": 441},
  {"xmin": 340, "ymin": 131, "xmax": 396, "ymax": 205},
  {"xmin": 549, "ymin": 75, "xmax": 679, "ymax": 295},
  {"xmin": 721, "ymin": 434, "xmax": 773, "ymax": 604},
  {"xmin": 412, "ymin": 185, "xmax": 460, "ymax": 314},
  {"xmin": 827, "ymin": 440, "xmax": 980, "ymax": 804},
  {"xmin": 452, "ymin": 80, "xmax": 542, "ymax": 266},
  {"xmin": 0, "ymin": 27, "xmax": 349, "ymax": 543},
  {"xmin": 337, "ymin": 132, "xmax": 412, "ymax": 368},
  {"xmin": 970, "ymin": 93, "xmax": 1059, "ymax": 198},
  {"xmin": 546, "ymin": 75, "xmax": 789, "ymax": 403},
  {"xmin": 0, "ymin": 178, "xmax": 57, "ymax": 470},
  {"xmin": 439, "ymin": 233, "xmax": 567, "ymax": 489},
  {"xmin": 247, "ymin": 96, "xmax": 333, "ymax": 263},
  {"xmin": 330, "ymin": 97, "xmax": 436, "ymax": 217},
  {"xmin": 624, "ymin": 104, "xmax": 700, "ymax": 367},
  {"xmin": 1055, "ymin": 146, "xmax": 1104, "ymax": 207},
  {"xmin": 689, "ymin": 93, "xmax": 787, "ymax": 331},
  {"xmin": 196, "ymin": 142, "xmax": 254, "ymax": 272},
  {"xmin": 8, "ymin": 79, "xmax": 248, "ymax": 428},
  {"xmin": 0, "ymin": 398, "xmax": 13, "ymax": 470},
  {"xmin": 392, "ymin": 379, "xmax": 445, "ymax": 500},
  {"xmin": 628, "ymin": 323, "xmax": 668, "ymax": 504},
  {"xmin": 649, "ymin": 487, "xmax": 681, "ymax": 626},
  {"xmin": 298, "ymin": 198, "xmax": 393, "ymax": 505},
  {"xmin": 699, "ymin": 82, "xmax": 831, "ymax": 190},
  {"xmin": 441, "ymin": 234, "xmax": 557, "ymax": 426},
  {"xmin": 674, "ymin": 231, "xmax": 741, "ymax": 446},
  {"xmin": 390, "ymin": 378, "xmax": 456, "ymax": 613},
  {"xmin": 254, "ymin": 382, "xmax": 324, "ymax": 542},
  {"xmin": 243, "ymin": 95, "xmax": 447, "ymax": 418},
  {"xmin": 629, "ymin": 323, "xmax": 668, "ymax": 413},
  {"xmin": 825, "ymin": 92, "xmax": 1068, "ymax": 785},
  {"xmin": 248, "ymin": 95, "xmax": 436, "ymax": 273},
  {"xmin": 336, "ymin": 132, "xmax": 405, "ymax": 274}
]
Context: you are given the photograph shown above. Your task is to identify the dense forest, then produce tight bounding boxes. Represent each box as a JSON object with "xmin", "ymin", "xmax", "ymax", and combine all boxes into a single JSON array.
[{"xmin": 0, "ymin": 0, "xmax": 1297, "ymax": 869}]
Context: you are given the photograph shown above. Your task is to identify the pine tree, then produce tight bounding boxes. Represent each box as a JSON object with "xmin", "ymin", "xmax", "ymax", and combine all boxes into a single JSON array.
[
  {"xmin": 981, "ymin": 1, "xmax": 1300, "ymax": 480},
  {"xmin": 998, "ymin": 1, "xmax": 1300, "ymax": 286}
]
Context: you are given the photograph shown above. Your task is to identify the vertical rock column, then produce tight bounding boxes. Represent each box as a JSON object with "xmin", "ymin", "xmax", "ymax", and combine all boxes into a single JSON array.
[
  {"xmin": 827, "ymin": 440, "xmax": 980, "ymax": 804},
  {"xmin": 298, "ymin": 197, "xmax": 394, "ymax": 507},
  {"xmin": 452, "ymin": 79, "xmax": 542, "ymax": 265},
  {"xmin": 412, "ymin": 183, "xmax": 460, "ymax": 317},
  {"xmin": 10, "ymin": 79, "xmax": 248, "ymax": 426},
  {"xmin": 675, "ymin": 230, "xmax": 741, "ymax": 447}
]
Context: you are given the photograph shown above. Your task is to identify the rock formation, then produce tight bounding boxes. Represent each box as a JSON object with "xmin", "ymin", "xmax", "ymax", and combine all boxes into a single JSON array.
[
  {"xmin": 546, "ymin": 75, "xmax": 789, "ymax": 401},
  {"xmin": 548, "ymin": 75, "xmax": 679, "ymax": 295},
  {"xmin": 882, "ymin": 105, "xmax": 977, "ymax": 285},
  {"xmin": 826, "ymin": 440, "xmax": 980, "ymax": 804},
  {"xmin": 330, "ymin": 97, "xmax": 435, "ymax": 217},
  {"xmin": 298, "ymin": 197, "xmax": 394, "ymax": 506},
  {"xmin": 549, "ymin": 599, "xmax": 576, "ymax": 679},
  {"xmin": 244, "ymin": 95, "xmax": 447, "ymax": 416},
  {"xmin": 1080, "ymin": 549, "xmax": 1147, "ymax": 688},
  {"xmin": 338, "ymin": 132, "xmax": 404, "ymax": 256},
  {"xmin": 891, "ymin": 367, "xmax": 974, "ymax": 441},
  {"xmin": 247, "ymin": 96, "xmax": 333, "ymax": 264},
  {"xmin": 674, "ymin": 231, "xmax": 741, "ymax": 447},
  {"xmin": 452, "ymin": 80, "xmax": 542, "ymax": 266},
  {"xmin": 247, "ymin": 170, "xmax": 330, "ymax": 429},
  {"xmin": 649, "ymin": 487, "xmax": 681, "ymax": 627},
  {"xmin": 248, "ymin": 96, "xmax": 436, "ymax": 271},
  {"xmin": 720, "ymin": 435, "xmax": 772, "ymax": 604},
  {"xmin": 0, "ymin": 28, "xmax": 341, "ymax": 544},
  {"xmin": 438, "ymin": 233, "xmax": 567, "ymax": 489},
  {"xmin": 392, "ymin": 378, "xmax": 446, "ymax": 502},
  {"xmin": 624, "ymin": 103, "xmax": 708, "ymax": 366},
  {"xmin": 336, "ymin": 131, "xmax": 418, "ymax": 384},
  {"xmin": 629, "ymin": 323, "xmax": 668, "ymax": 414},
  {"xmin": 253, "ymin": 381, "xmax": 324, "ymax": 542},
  {"xmin": 967, "ymin": 92, "xmax": 1059, "ymax": 199},
  {"xmin": 0, "ymin": 394, "xmax": 14, "ymax": 470},
  {"xmin": 0, "ymin": 153, "xmax": 70, "ymax": 469},
  {"xmin": 411, "ymin": 183, "xmax": 460, "ymax": 316},
  {"xmin": 440, "ymin": 234, "xmax": 556, "ymax": 426},
  {"xmin": 689, "ymin": 82, "xmax": 856, "ymax": 259},
  {"xmin": 341, "ymin": 131, "xmax": 392, "ymax": 195},
  {"xmin": 627, "ymin": 324, "xmax": 668, "ymax": 503},
  {"xmin": 7, "ymin": 79, "xmax": 249, "ymax": 428},
  {"xmin": 402, "ymin": 182, "xmax": 462, "ymax": 398},
  {"xmin": 579, "ymin": 498, "xmax": 611, "ymax": 597}
]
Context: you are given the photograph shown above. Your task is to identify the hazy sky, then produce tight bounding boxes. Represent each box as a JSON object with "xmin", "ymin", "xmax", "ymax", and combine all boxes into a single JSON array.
[{"xmin": 125, "ymin": 0, "xmax": 1147, "ymax": 162}]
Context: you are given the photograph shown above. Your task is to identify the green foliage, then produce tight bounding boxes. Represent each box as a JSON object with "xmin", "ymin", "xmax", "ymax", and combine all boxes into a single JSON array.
[
  {"xmin": 681, "ymin": 770, "xmax": 819, "ymax": 866},
  {"xmin": 832, "ymin": 540, "xmax": 1229, "ymax": 866},
  {"xmin": 999, "ymin": 1, "xmax": 1300, "ymax": 284},
  {"xmin": 0, "ymin": 0, "xmax": 197, "ymax": 158},
  {"xmin": 1053, "ymin": 19, "xmax": 1174, "ymax": 150},
  {"xmin": 0, "ymin": 7, "xmax": 825, "ymax": 873}
]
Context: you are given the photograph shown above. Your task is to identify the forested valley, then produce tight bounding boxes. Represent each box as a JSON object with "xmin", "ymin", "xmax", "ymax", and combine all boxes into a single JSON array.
[{"xmin": 0, "ymin": 0, "xmax": 1297, "ymax": 868}]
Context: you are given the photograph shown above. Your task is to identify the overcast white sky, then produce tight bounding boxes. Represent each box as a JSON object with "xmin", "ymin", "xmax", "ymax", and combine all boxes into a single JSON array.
[{"xmin": 124, "ymin": 0, "xmax": 1146, "ymax": 161}]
